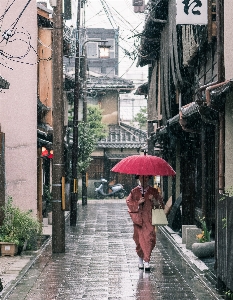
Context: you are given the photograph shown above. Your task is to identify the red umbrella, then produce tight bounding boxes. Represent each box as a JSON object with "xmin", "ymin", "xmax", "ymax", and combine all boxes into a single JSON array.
[
  {"xmin": 111, "ymin": 153, "xmax": 175, "ymax": 197},
  {"xmin": 111, "ymin": 153, "xmax": 176, "ymax": 176}
]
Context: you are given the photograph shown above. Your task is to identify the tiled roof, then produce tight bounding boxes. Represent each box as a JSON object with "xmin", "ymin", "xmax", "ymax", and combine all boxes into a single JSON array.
[
  {"xmin": 134, "ymin": 82, "xmax": 148, "ymax": 96},
  {"xmin": 97, "ymin": 142, "xmax": 145, "ymax": 149},
  {"xmin": 65, "ymin": 71, "xmax": 135, "ymax": 93},
  {"xmin": 97, "ymin": 122, "xmax": 147, "ymax": 149},
  {"xmin": 105, "ymin": 153, "xmax": 135, "ymax": 159},
  {"xmin": 87, "ymin": 72, "xmax": 134, "ymax": 91}
]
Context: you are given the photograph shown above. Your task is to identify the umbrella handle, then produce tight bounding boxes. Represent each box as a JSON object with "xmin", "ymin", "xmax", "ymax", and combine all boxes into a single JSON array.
[{"xmin": 141, "ymin": 176, "xmax": 145, "ymax": 205}]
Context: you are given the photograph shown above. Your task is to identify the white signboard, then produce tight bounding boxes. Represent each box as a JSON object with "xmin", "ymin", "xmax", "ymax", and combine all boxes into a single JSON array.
[{"xmin": 176, "ymin": 0, "xmax": 208, "ymax": 25}]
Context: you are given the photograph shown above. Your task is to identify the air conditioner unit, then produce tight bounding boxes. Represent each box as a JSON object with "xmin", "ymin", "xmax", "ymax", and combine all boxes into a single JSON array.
[{"xmin": 133, "ymin": 0, "xmax": 144, "ymax": 6}]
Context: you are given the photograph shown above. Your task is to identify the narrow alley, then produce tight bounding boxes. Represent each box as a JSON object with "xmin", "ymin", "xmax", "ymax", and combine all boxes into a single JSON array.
[{"xmin": 0, "ymin": 200, "xmax": 224, "ymax": 300}]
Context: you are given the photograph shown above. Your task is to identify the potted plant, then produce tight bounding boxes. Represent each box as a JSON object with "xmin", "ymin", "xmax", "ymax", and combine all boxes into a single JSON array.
[
  {"xmin": 192, "ymin": 217, "xmax": 215, "ymax": 258},
  {"xmin": 0, "ymin": 197, "xmax": 42, "ymax": 256}
]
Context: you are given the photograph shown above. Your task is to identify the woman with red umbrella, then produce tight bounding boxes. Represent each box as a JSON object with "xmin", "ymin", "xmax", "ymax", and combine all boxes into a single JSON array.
[
  {"xmin": 111, "ymin": 152, "xmax": 175, "ymax": 271},
  {"xmin": 126, "ymin": 174, "xmax": 165, "ymax": 272}
]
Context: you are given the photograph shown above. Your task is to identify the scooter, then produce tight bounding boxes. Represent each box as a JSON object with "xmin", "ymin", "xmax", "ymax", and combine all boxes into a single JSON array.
[{"xmin": 94, "ymin": 178, "xmax": 126, "ymax": 199}]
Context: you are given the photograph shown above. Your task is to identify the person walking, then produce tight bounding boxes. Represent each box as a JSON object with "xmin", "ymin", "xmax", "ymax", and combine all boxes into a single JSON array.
[{"xmin": 126, "ymin": 175, "xmax": 165, "ymax": 271}]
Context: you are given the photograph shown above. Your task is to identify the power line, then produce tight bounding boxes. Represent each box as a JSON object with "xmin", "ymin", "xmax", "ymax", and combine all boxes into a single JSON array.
[{"xmin": 99, "ymin": 0, "xmax": 117, "ymax": 29}]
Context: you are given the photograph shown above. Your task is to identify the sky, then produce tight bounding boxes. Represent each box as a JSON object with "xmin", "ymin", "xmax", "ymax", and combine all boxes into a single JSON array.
[{"xmin": 66, "ymin": 0, "xmax": 149, "ymax": 84}]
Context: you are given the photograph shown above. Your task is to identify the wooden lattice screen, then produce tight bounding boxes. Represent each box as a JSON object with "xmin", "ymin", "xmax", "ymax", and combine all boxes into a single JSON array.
[{"xmin": 217, "ymin": 194, "xmax": 233, "ymax": 291}]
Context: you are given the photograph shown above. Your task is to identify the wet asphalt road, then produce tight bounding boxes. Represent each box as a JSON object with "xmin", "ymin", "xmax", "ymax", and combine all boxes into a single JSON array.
[{"xmin": 2, "ymin": 200, "xmax": 223, "ymax": 300}]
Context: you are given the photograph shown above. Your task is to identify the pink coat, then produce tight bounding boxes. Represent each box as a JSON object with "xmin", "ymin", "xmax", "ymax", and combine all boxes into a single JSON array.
[{"xmin": 126, "ymin": 186, "xmax": 164, "ymax": 262}]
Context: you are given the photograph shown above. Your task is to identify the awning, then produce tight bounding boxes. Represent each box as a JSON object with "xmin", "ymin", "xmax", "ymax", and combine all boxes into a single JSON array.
[
  {"xmin": 158, "ymin": 126, "xmax": 167, "ymax": 135},
  {"xmin": 210, "ymin": 80, "xmax": 233, "ymax": 109},
  {"xmin": 0, "ymin": 76, "xmax": 10, "ymax": 89},
  {"xmin": 137, "ymin": 0, "xmax": 168, "ymax": 67},
  {"xmin": 180, "ymin": 102, "xmax": 199, "ymax": 117},
  {"xmin": 37, "ymin": 98, "xmax": 51, "ymax": 113},
  {"xmin": 134, "ymin": 82, "xmax": 148, "ymax": 96},
  {"xmin": 168, "ymin": 114, "xmax": 179, "ymax": 126}
]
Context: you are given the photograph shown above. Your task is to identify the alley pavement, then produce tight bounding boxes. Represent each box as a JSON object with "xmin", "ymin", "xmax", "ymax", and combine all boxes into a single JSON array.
[{"xmin": 0, "ymin": 199, "xmax": 224, "ymax": 300}]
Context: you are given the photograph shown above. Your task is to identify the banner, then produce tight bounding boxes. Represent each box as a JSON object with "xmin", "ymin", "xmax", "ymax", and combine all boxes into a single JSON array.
[{"xmin": 176, "ymin": 0, "xmax": 208, "ymax": 25}]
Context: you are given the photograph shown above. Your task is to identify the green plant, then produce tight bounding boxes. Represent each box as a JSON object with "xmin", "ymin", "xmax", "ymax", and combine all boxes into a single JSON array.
[
  {"xmin": 0, "ymin": 197, "xmax": 42, "ymax": 250},
  {"xmin": 133, "ymin": 107, "xmax": 147, "ymax": 129},
  {"xmin": 222, "ymin": 217, "xmax": 227, "ymax": 229},
  {"xmin": 77, "ymin": 105, "xmax": 107, "ymax": 173},
  {"xmin": 196, "ymin": 217, "xmax": 211, "ymax": 243},
  {"xmin": 225, "ymin": 289, "xmax": 233, "ymax": 299},
  {"xmin": 225, "ymin": 186, "xmax": 233, "ymax": 197},
  {"xmin": 218, "ymin": 186, "xmax": 233, "ymax": 228}
]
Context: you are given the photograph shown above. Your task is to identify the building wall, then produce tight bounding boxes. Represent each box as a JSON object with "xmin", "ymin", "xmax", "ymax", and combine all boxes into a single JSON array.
[
  {"xmin": 119, "ymin": 94, "xmax": 147, "ymax": 122},
  {"xmin": 0, "ymin": 1, "xmax": 37, "ymax": 214},
  {"xmin": 101, "ymin": 91, "xmax": 118, "ymax": 125},
  {"xmin": 86, "ymin": 28, "xmax": 119, "ymax": 76},
  {"xmin": 38, "ymin": 27, "xmax": 53, "ymax": 125},
  {"xmin": 224, "ymin": 0, "xmax": 233, "ymax": 80}
]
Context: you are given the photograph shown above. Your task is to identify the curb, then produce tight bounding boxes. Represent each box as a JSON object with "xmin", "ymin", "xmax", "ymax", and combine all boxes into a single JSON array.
[
  {"xmin": 0, "ymin": 212, "xmax": 70, "ymax": 300},
  {"xmin": 0, "ymin": 235, "xmax": 52, "ymax": 300},
  {"xmin": 159, "ymin": 226, "xmax": 224, "ymax": 300}
]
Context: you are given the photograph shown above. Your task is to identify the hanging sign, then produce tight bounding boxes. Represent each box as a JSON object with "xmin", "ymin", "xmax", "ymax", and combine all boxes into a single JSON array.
[{"xmin": 176, "ymin": 0, "xmax": 208, "ymax": 25}]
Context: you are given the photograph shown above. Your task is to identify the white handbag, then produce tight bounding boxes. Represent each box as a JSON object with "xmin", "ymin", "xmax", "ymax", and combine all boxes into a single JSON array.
[{"xmin": 152, "ymin": 207, "xmax": 168, "ymax": 226}]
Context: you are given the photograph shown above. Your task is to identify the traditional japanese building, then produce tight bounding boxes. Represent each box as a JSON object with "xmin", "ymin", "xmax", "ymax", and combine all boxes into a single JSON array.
[{"xmin": 136, "ymin": 0, "xmax": 233, "ymax": 291}]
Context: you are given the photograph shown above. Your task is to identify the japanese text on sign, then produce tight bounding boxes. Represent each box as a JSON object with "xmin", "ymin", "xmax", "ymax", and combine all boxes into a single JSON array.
[{"xmin": 176, "ymin": 0, "xmax": 207, "ymax": 24}]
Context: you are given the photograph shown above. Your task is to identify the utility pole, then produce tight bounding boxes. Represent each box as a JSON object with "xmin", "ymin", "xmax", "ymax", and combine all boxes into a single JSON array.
[
  {"xmin": 70, "ymin": 0, "xmax": 81, "ymax": 226},
  {"xmin": 82, "ymin": 45, "xmax": 87, "ymax": 205},
  {"xmin": 52, "ymin": 0, "xmax": 65, "ymax": 252}
]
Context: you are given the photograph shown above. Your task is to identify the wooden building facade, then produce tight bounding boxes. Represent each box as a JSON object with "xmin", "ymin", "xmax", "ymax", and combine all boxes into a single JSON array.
[{"xmin": 137, "ymin": 0, "xmax": 233, "ymax": 291}]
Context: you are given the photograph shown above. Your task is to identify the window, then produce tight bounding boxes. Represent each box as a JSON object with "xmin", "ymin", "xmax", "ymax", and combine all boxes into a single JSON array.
[
  {"xmin": 87, "ymin": 42, "xmax": 99, "ymax": 58},
  {"xmin": 86, "ymin": 39, "xmax": 116, "ymax": 59}
]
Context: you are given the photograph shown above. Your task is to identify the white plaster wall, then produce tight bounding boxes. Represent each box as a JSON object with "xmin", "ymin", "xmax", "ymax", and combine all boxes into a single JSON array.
[
  {"xmin": 225, "ymin": 94, "xmax": 233, "ymax": 189},
  {"xmin": 224, "ymin": 1, "xmax": 233, "ymax": 80},
  {"xmin": 0, "ymin": 1, "xmax": 37, "ymax": 214}
]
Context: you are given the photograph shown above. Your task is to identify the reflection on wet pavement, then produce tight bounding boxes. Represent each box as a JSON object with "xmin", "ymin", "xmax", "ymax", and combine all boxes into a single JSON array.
[{"xmin": 5, "ymin": 202, "xmax": 222, "ymax": 300}]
